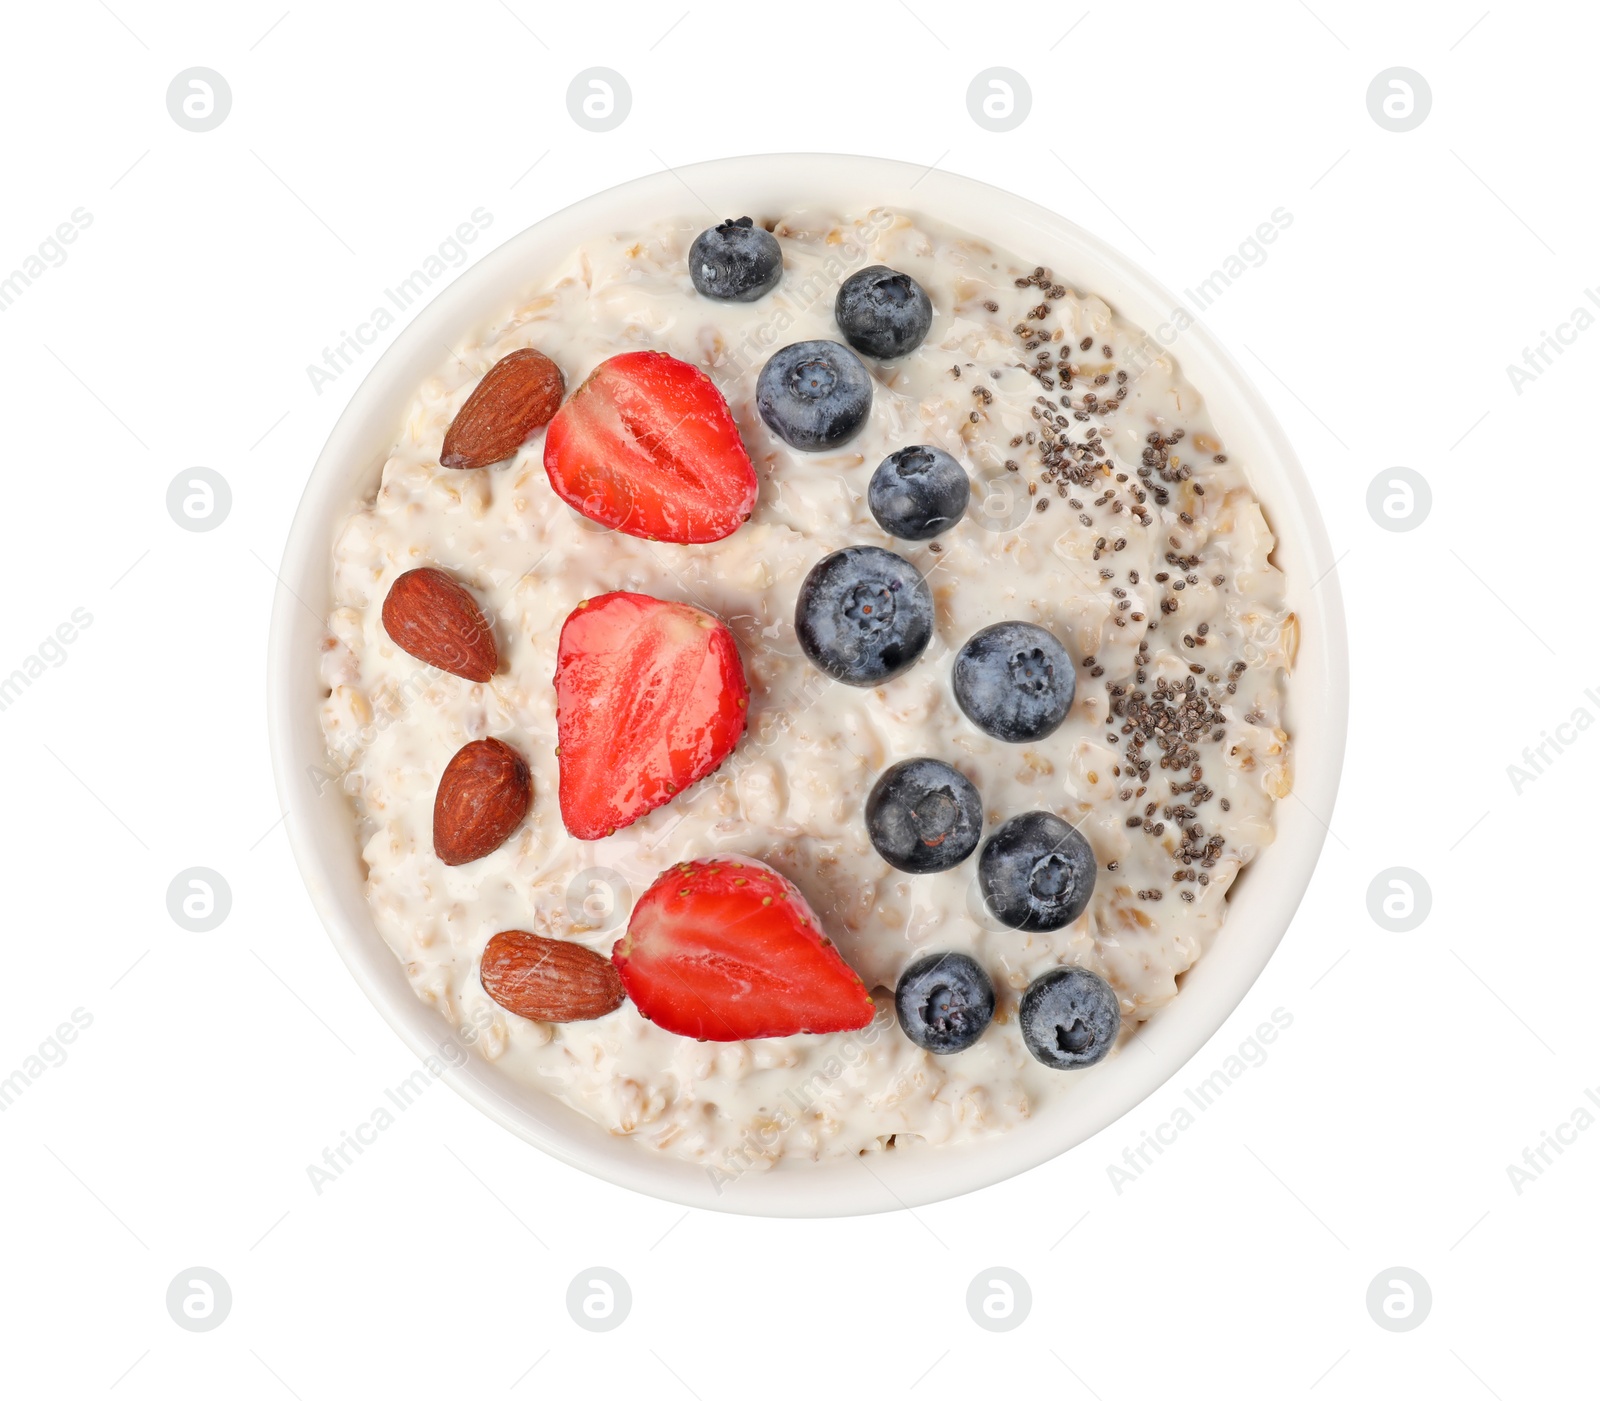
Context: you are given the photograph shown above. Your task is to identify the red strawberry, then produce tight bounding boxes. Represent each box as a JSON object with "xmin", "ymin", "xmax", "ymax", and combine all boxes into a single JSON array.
[
  {"xmin": 556, "ymin": 591, "xmax": 749, "ymax": 840},
  {"xmin": 613, "ymin": 857, "xmax": 876, "ymax": 1041},
  {"xmin": 543, "ymin": 350, "xmax": 758, "ymax": 543}
]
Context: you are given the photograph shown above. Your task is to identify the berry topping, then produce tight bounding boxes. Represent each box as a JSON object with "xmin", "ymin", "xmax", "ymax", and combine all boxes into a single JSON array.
[
  {"xmin": 756, "ymin": 340, "xmax": 873, "ymax": 451},
  {"xmin": 688, "ymin": 216, "xmax": 783, "ymax": 302},
  {"xmin": 865, "ymin": 758, "xmax": 982, "ymax": 873},
  {"xmin": 835, "ymin": 265, "xmax": 933, "ymax": 359},
  {"xmin": 612, "ymin": 856, "xmax": 876, "ymax": 1041},
  {"xmin": 543, "ymin": 350, "xmax": 757, "ymax": 543},
  {"xmin": 555, "ymin": 591, "xmax": 749, "ymax": 840},
  {"xmin": 895, "ymin": 952, "xmax": 995, "ymax": 1054},
  {"xmin": 977, "ymin": 811, "xmax": 1097, "ymax": 931},
  {"xmin": 1019, "ymin": 966, "xmax": 1121, "ymax": 1069},
  {"xmin": 868, "ymin": 445, "xmax": 970, "ymax": 541},
  {"xmin": 952, "ymin": 621, "xmax": 1076, "ymax": 743},
  {"xmin": 795, "ymin": 546, "xmax": 934, "ymax": 686}
]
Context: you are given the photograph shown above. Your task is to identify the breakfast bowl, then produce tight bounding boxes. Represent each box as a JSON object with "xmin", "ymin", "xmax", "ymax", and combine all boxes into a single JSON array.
[{"xmin": 267, "ymin": 152, "xmax": 1347, "ymax": 1216}]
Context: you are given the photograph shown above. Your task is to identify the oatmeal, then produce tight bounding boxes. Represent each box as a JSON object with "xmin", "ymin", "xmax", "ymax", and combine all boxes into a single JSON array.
[{"xmin": 316, "ymin": 208, "xmax": 1295, "ymax": 1174}]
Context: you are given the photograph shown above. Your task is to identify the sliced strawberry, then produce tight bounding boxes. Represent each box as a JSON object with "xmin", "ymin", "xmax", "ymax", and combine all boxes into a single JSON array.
[
  {"xmin": 543, "ymin": 350, "xmax": 758, "ymax": 543},
  {"xmin": 556, "ymin": 591, "xmax": 749, "ymax": 840},
  {"xmin": 613, "ymin": 856, "xmax": 876, "ymax": 1041}
]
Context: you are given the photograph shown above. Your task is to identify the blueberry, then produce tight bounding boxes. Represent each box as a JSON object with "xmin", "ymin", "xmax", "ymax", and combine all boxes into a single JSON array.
[
  {"xmin": 688, "ymin": 217, "xmax": 782, "ymax": 302},
  {"xmin": 757, "ymin": 340, "xmax": 873, "ymax": 451},
  {"xmin": 866, "ymin": 758, "xmax": 982, "ymax": 873},
  {"xmin": 952, "ymin": 621, "xmax": 1075, "ymax": 743},
  {"xmin": 1019, "ymin": 966, "xmax": 1120, "ymax": 1069},
  {"xmin": 977, "ymin": 811, "xmax": 1096, "ymax": 932},
  {"xmin": 835, "ymin": 265, "xmax": 934, "ymax": 359},
  {"xmin": 795, "ymin": 546, "xmax": 934, "ymax": 686},
  {"xmin": 868, "ymin": 446, "xmax": 970, "ymax": 541},
  {"xmin": 896, "ymin": 952, "xmax": 995, "ymax": 1054}
]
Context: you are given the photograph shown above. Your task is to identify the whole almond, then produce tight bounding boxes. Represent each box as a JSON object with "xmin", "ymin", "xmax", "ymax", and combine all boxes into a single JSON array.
[
  {"xmin": 480, "ymin": 929, "xmax": 625, "ymax": 1022},
  {"xmin": 433, "ymin": 738, "xmax": 531, "ymax": 865},
  {"xmin": 441, "ymin": 348, "xmax": 565, "ymax": 470},
  {"xmin": 382, "ymin": 567, "xmax": 498, "ymax": 682}
]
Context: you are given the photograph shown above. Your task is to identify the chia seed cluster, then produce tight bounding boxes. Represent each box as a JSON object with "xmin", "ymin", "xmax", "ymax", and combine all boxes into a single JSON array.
[{"xmin": 953, "ymin": 263, "xmax": 1280, "ymax": 910}]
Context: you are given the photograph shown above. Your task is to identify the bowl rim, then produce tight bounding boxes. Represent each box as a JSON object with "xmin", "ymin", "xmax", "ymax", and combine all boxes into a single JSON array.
[{"xmin": 267, "ymin": 151, "xmax": 1349, "ymax": 1217}]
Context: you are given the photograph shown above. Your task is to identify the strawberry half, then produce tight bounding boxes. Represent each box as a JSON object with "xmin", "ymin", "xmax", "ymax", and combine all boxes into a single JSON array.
[
  {"xmin": 613, "ymin": 857, "xmax": 876, "ymax": 1041},
  {"xmin": 543, "ymin": 350, "xmax": 758, "ymax": 543},
  {"xmin": 556, "ymin": 591, "xmax": 749, "ymax": 840}
]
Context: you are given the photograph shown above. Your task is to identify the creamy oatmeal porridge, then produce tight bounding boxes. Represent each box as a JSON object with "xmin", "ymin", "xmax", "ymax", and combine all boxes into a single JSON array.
[{"xmin": 316, "ymin": 207, "xmax": 1294, "ymax": 1176}]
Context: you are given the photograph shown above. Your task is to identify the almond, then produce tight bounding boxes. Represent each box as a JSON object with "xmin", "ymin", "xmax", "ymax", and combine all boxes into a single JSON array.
[
  {"xmin": 440, "ymin": 348, "xmax": 565, "ymax": 470},
  {"xmin": 480, "ymin": 929, "xmax": 625, "ymax": 1022},
  {"xmin": 432, "ymin": 738, "xmax": 531, "ymax": 865},
  {"xmin": 381, "ymin": 567, "xmax": 498, "ymax": 682}
]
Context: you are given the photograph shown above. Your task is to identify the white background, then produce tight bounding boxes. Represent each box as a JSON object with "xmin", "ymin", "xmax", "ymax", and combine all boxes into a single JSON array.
[{"xmin": 1, "ymin": 1, "xmax": 1593, "ymax": 1395}]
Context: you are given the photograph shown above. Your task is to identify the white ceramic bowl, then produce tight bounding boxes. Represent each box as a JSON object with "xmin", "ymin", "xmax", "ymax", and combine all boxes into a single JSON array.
[{"xmin": 268, "ymin": 153, "xmax": 1347, "ymax": 1217}]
